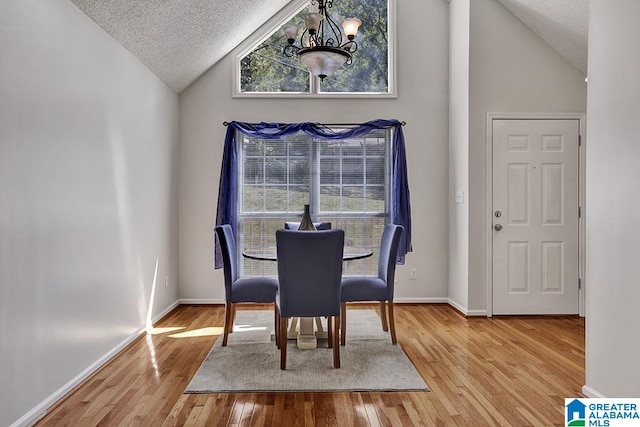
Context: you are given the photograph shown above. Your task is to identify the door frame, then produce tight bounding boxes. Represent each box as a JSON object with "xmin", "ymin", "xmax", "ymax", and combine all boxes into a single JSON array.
[{"xmin": 485, "ymin": 113, "xmax": 586, "ymax": 317}]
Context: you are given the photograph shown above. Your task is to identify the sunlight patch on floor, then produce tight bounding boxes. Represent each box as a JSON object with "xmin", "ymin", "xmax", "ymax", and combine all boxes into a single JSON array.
[
  {"xmin": 169, "ymin": 327, "xmax": 224, "ymax": 338},
  {"xmin": 233, "ymin": 324, "xmax": 269, "ymax": 333},
  {"xmin": 147, "ymin": 326, "xmax": 185, "ymax": 335}
]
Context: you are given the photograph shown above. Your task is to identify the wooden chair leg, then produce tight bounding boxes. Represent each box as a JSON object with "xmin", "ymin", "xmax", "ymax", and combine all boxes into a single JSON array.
[
  {"xmin": 327, "ymin": 316, "xmax": 333, "ymax": 348},
  {"xmin": 340, "ymin": 302, "xmax": 347, "ymax": 346},
  {"xmin": 280, "ymin": 317, "xmax": 288, "ymax": 370},
  {"xmin": 222, "ymin": 302, "xmax": 234, "ymax": 346},
  {"xmin": 274, "ymin": 306, "xmax": 279, "ymax": 348},
  {"xmin": 388, "ymin": 300, "xmax": 397, "ymax": 344},
  {"xmin": 332, "ymin": 316, "xmax": 340, "ymax": 368},
  {"xmin": 230, "ymin": 304, "xmax": 237, "ymax": 333},
  {"xmin": 380, "ymin": 301, "xmax": 389, "ymax": 331}
]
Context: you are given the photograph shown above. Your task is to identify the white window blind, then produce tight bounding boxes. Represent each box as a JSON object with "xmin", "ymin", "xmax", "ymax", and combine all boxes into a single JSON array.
[{"xmin": 237, "ymin": 127, "xmax": 391, "ymax": 277}]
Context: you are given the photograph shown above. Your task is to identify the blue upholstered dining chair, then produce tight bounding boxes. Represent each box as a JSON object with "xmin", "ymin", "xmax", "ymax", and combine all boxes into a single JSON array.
[
  {"xmin": 275, "ymin": 229, "xmax": 344, "ymax": 370},
  {"xmin": 340, "ymin": 224, "xmax": 404, "ymax": 345},
  {"xmin": 215, "ymin": 224, "xmax": 278, "ymax": 346},
  {"xmin": 284, "ymin": 222, "xmax": 332, "ymax": 230}
]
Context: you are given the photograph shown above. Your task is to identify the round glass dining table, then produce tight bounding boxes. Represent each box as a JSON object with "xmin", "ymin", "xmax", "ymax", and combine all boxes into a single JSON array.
[
  {"xmin": 242, "ymin": 246, "xmax": 373, "ymax": 349},
  {"xmin": 242, "ymin": 246, "xmax": 373, "ymax": 262}
]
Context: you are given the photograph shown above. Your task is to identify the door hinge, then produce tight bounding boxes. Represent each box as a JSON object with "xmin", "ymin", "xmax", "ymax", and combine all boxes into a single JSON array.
[
  {"xmin": 578, "ymin": 206, "xmax": 582, "ymax": 218},
  {"xmin": 579, "ymin": 135, "xmax": 582, "ymax": 146},
  {"xmin": 578, "ymin": 278, "xmax": 582, "ymax": 289}
]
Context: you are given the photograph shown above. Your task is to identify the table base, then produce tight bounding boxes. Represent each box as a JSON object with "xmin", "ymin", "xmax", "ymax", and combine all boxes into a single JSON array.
[{"xmin": 286, "ymin": 317, "xmax": 327, "ymax": 349}]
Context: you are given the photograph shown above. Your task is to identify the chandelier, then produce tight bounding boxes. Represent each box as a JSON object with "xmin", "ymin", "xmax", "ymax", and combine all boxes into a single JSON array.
[{"xmin": 282, "ymin": 0, "xmax": 362, "ymax": 80}]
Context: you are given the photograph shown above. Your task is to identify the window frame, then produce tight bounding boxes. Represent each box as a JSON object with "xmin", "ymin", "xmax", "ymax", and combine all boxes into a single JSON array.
[
  {"xmin": 236, "ymin": 127, "xmax": 393, "ymax": 277},
  {"xmin": 232, "ymin": 0, "xmax": 397, "ymax": 98}
]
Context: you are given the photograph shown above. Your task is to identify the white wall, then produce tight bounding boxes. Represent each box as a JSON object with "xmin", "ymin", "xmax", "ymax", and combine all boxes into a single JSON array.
[
  {"xmin": 454, "ymin": 0, "xmax": 587, "ymax": 313},
  {"xmin": 178, "ymin": 0, "xmax": 450, "ymax": 303},
  {"xmin": 448, "ymin": 0, "xmax": 471, "ymax": 311},
  {"xmin": 0, "ymin": 1, "xmax": 179, "ymax": 425},
  {"xmin": 584, "ymin": 0, "xmax": 640, "ymax": 398}
]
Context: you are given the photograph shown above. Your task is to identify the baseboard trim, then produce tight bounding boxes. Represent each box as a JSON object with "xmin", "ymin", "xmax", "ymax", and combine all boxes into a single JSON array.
[
  {"xmin": 447, "ymin": 298, "xmax": 467, "ymax": 315},
  {"xmin": 391, "ymin": 297, "xmax": 449, "ymax": 304},
  {"xmin": 465, "ymin": 309, "xmax": 488, "ymax": 317},
  {"xmin": 12, "ymin": 300, "xmax": 180, "ymax": 427},
  {"xmin": 447, "ymin": 299, "xmax": 487, "ymax": 317},
  {"xmin": 179, "ymin": 297, "xmax": 451, "ymax": 305},
  {"xmin": 179, "ymin": 298, "xmax": 225, "ymax": 305},
  {"xmin": 582, "ymin": 385, "xmax": 607, "ymax": 398}
]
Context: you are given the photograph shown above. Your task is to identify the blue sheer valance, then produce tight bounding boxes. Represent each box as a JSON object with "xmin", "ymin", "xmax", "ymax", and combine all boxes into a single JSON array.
[{"xmin": 215, "ymin": 119, "xmax": 412, "ymax": 267}]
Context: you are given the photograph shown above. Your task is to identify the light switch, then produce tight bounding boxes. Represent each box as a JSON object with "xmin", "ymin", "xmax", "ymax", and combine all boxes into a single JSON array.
[{"xmin": 455, "ymin": 190, "xmax": 464, "ymax": 204}]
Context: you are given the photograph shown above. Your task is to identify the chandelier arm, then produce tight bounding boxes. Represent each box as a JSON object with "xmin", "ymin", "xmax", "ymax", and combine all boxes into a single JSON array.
[
  {"xmin": 310, "ymin": 31, "xmax": 320, "ymax": 48},
  {"xmin": 320, "ymin": 4, "xmax": 345, "ymax": 47},
  {"xmin": 283, "ymin": 43, "xmax": 300, "ymax": 57},
  {"xmin": 341, "ymin": 40, "xmax": 358, "ymax": 53},
  {"xmin": 298, "ymin": 28, "xmax": 308, "ymax": 49}
]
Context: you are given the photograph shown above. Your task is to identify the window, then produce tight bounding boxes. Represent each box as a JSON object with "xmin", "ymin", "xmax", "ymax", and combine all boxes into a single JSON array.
[
  {"xmin": 238, "ymin": 127, "xmax": 392, "ymax": 277},
  {"xmin": 233, "ymin": 0, "xmax": 396, "ymax": 97},
  {"xmin": 213, "ymin": 120, "xmax": 411, "ymax": 275}
]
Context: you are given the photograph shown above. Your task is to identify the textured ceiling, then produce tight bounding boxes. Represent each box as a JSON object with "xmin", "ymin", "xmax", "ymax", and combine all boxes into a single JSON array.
[
  {"xmin": 70, "ymin": 0, "xmax": 291, "ymax": 93},
  {"xmin": 69, "ymin": 0, "xmax": 589, "ymax": 94},
  {"xmin": 495, "ymin": 0, "xmax": 589, "ymax": 74}
]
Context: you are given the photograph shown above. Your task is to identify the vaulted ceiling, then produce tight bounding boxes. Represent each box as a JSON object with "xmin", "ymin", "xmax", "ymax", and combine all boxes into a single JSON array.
[
  {"xmin": 69, "ymin": 0, "xmax": 589, "ymax": 93},
  {"xmin": 495, "ymin": 0, "xmax": 588, "ymax": 75},
  {"xmin": 70, "ymin": 0, "xmax": 291, "ymax": 92}
]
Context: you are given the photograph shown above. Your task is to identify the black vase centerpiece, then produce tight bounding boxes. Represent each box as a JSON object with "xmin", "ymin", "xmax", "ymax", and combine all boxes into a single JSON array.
[{"xmin": 298, "ymin": 204, "xmax": 317, "ymax": 231}]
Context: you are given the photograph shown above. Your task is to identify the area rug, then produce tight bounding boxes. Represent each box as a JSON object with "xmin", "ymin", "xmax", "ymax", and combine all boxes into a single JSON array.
[{"xmin": 185, "ymin": 309, "xmax": 429, "ymax": 393}]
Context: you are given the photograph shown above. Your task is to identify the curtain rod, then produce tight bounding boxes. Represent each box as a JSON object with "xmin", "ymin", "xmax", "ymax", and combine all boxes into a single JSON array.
[{"xmin": 223, "ymin": 121, "xmax": 406, "ymax": 127}]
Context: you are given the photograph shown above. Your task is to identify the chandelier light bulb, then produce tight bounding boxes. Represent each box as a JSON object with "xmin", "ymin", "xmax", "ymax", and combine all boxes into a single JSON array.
[
  {"xmin": 281, "ymin": 24, "xmax": 300, "ymax": 44},
  {"xmin": 303, "ymin": 12, "xmax": 323, "ymax": 34},
  {"xmin": 342, "ymin": 17, "xmax": 362, "ymax": 39}
]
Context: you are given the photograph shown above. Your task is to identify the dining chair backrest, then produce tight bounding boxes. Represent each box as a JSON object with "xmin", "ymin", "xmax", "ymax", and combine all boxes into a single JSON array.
[
  {"xmin": 215, "ymin": 224, "xmax": 238, "ymax": 297},
  {"xmin": 378, "ymin": 224, "xmax": 404, "ymax": 298},
  {"xmin": 284, "ymin": 222, "xmax": 332, "ymax": 231},
  {"xmin": 276, "ymin": 229, "xmax": 344, "ymax": 318}
]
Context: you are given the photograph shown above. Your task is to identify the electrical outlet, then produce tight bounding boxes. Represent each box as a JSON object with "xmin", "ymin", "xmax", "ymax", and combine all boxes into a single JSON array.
[
  {"xmin": 410, "ymin": 268, "xmax": 418, "ymax": 280},
  {"xmin": 165, "ymin": 275, "xmax": 169, "ymax": 289}
]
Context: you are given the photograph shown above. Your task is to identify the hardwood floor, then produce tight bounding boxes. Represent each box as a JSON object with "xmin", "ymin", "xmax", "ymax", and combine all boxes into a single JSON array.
[{"xmin": 37, "ymin": 304, "xmax": 584, "ymax": 426}]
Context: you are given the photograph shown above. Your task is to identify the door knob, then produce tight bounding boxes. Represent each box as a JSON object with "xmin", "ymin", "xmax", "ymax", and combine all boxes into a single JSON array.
[{"xmin": 494, "ymin": 224, "xmax": 503, "ymax": 231}]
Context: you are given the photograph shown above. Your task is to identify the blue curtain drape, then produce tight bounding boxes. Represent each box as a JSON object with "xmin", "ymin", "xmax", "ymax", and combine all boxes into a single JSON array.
[{"xmin": 214, "ymin": 119, "xmax": 412, "ymax": 267}]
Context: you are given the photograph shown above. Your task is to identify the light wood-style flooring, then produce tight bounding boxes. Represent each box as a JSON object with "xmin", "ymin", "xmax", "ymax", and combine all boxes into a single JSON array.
[{"xmin": 37, "ymin": 303, "xmax": 584, "ymax": 426}]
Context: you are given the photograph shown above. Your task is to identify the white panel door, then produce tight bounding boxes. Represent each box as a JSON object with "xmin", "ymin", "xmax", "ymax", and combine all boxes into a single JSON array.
[{"xmin": 492, "ymin": 119, "xmax": 579, "ymax": 314}]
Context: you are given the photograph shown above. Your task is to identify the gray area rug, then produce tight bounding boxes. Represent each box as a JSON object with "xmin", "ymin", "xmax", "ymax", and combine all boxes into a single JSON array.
[{"xmin": 185, "ymin": 309, "xmax": 429, "ymax": 393}]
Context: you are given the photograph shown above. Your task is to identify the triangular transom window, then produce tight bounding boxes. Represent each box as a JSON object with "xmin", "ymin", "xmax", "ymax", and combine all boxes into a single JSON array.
[{"xmin": 234, "ymin": 0, "xmax": 395, "ymax": 97}]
